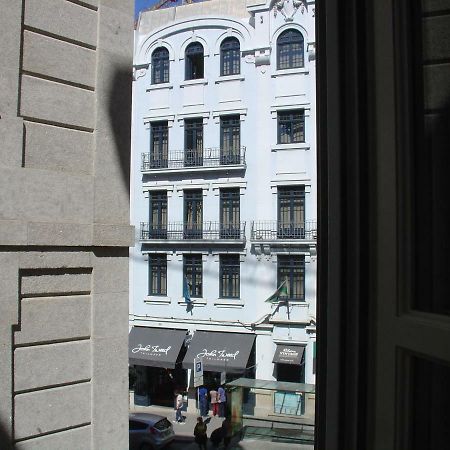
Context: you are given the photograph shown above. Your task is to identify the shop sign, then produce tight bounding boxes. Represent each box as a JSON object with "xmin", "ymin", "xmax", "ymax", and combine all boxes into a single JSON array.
[
  {"xmin": 131, "ymin": 344, "xmax": 172, "ymax": 357},
  {"xmin": 196, "ymin": 348, "xmax": 240, "ymax": 362}
]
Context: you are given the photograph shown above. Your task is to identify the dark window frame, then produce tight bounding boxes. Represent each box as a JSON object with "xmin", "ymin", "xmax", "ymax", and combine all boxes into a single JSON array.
[
  {"xmin": 185, "ymin": 42, "xmax": 204, "ymax": 80},
  {"xmin": 149, "ymin": 190, "xmax": 167, "ymax": 239},
  {"xmin": 220, "ymin": 188, "xmax": 240, "ymax": 238},
  {"xmin": 277, "ymin": 186, "xmax": 305, "ymax": 238},
  {"xmin": 183, "ymin": 254, "xmax": 203, "ymax": 298},
  {"xmin": 277, "ymin": 110, "xmax": 305, "ymax": 144},
  {"xmin": 220, "ymin": 254, "xmax": 240, "ymax": 298},
  {"xmin": 151, "ymin": 47, "xmax": 170, "ymax": 84},
  {"xmin": 184, "ymin": 189, "xmax": 203, "ymax": 239},
  {"xmin": 150, "ymin": 121, "xmax": 168, "ymax": 169},
  {"xmin": 220, "ymin": 37, "xmax": 240, "ymax": 76},
  {"xmin": 184, "ymin": 118, "xmax": 203, "ymax": 166},
  {"xmin": 220, "ymin": 115, "xmax": 241, "ymax": 165},
  {"xmin": 276, "ymin": 29, "xmax": 304, "ymax": 70},
  {"xmin": 148, "ymin": 254, "xmax": 167, "ymax": 296},
  {"xmin": 277, "ymin": 255, "xmax": 305, "ymax": 301}
]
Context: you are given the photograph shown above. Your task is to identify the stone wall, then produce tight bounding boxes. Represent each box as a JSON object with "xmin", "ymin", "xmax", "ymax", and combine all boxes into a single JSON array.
[{"xmin": 0, "ymin": 1, "xmax": 133, "ymax": 449}]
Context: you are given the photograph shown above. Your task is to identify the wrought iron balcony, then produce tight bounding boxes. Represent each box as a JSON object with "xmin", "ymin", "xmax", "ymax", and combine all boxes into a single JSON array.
[
  {"xmin": 251, "ymin": 221, "xmax": 317, "ymax": 241},
  {"xmin": 141, "ymin": 147, "xmax": 246, "ymax": 172},
  {"xmin": 140, "ymin": 221, "xmax": 246, "ymax": 242}
]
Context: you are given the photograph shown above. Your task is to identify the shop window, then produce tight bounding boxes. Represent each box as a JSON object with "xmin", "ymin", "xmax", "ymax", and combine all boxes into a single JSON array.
[
  {"xmin": 277, "ymin": 29, "xmax": 304, "ymax": 70},
  {"xmin": 148, "ymin": 254, "xmax": 167, "ymax": 296},
  {"xmin": 220, "ymin": 116, "xmax": 241, "ymax": 165},
  {"xmin": 220, "ymin": 254, "xmax": 240, "ymax": 298},
  {"xmin": 220, "ymin": 37, "xmax": 240, "ymax": 76},
  {"xmin": 151, "ymin": 47, "xmax": 169, "ymax": 84},
  {"xmin": 278, "ymin": 109, "xmax": 305, "ymax": 144},
  {"xmin": 185, "ymin": 42, "xmax": 204, "ymax": 80},
  {"xmin": 150, "ymin": 121, "xmax": 168, "ymax": 168},
  {"xmin": 184, "ymin": 254, "xmax": 202, "ymax": 298},
  {"xmin": 277, "ymin": 255, "xmax": 305, "ymax": 301}
]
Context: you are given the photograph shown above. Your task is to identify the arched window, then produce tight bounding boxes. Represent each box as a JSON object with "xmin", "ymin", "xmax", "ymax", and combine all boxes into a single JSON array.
[
  {"xmin": 151, "ymin": 47, "xmax": 169, "ymax": 84},
  {"xmin": 277, "ymin": 29, "xmax": 304, "ymax": 70},
  {"xmin": 220, "ymin": 37, "xmax": 240, "ymax": 76},
  {"xmin": 185, "ymin": 42, "xmax": 204, "ymax": 80}
]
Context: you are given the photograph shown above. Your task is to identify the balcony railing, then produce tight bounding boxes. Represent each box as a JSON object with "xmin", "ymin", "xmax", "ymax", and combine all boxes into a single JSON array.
[
  {"xmin": 140, "ymin": 221, "xmax": 246, "ymax": 241},
  {"xmin": 141, "ymin": 146, "xmax": 246, "ymax": 171},
  {"xmin": 251, "ymin": 221, "xmax": 317, "ymax": 240}
]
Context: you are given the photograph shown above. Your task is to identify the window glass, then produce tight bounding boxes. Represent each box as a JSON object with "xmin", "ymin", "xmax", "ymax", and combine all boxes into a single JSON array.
[
  {"xmin": 220, "ymin": 188, "xmax": 240, "ymax": 238},
  {"xmin": 184, "ymin": 189, "xmax": 203, "ymax": 239},
  {"xmin": 184, "ymin": 254, "xmax": 202, "ymax": 297},
  {"xmin": 151, "ymin": 47, "xmax": 169, "ymax": 84},
  {"xmin": 277, "ymin": 29, "xmax": 304, "ymax": 70},
  {"xmin": 149, "ymin": 191, "xmax": 167, "ymax": 239},
  {"xmin": 220, "ymin": 116, "xmax": 241, "ymax": 165},
  {"xmin": 220, "ymin": 37, "xmax": 240, "ymax": 76},
  {"xmin": 185, "ymin": 42, "xmax": 204, "ymax": 80},
  {"xmin": 150, "ymin": 121, "xmax": 168, "ymax": 169},
  {"xmin": 220, "ymin": 254, "xmax": 240, "ymax": 298},
  {"xmin": 278, "ymin": 110, "xmax": 305, "ymax": 144},
  {"xmin": 184, "ymin": 118, "xmax": 203, "ymax": 167},
  {"xmin": 278, "ymin": 186, "xmax": 305, "ymax": 238},
  {"xmin": 148, "ymin": 254, "xmax": 167, "ymax": 296},
  {"xmin": 277, "ymin": 255, "xmax": 305, "ymax": 301}
]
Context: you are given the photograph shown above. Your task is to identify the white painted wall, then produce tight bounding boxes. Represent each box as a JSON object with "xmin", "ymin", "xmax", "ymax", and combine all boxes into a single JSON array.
[{"xmin": 131, "ymin": 0, "xmax": 316, "ymax": 386}]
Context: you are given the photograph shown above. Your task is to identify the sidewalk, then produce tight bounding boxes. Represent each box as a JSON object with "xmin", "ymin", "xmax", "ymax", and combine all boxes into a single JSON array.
[{"xmin": 130, "ymin": 404, "xmax": 314, "ymax": 449}]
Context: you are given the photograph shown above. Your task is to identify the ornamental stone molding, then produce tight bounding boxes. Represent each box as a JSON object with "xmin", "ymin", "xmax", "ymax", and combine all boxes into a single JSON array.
[{"xmin": 273, "ymin": 0, "xmax": 307, "ymax": 22}]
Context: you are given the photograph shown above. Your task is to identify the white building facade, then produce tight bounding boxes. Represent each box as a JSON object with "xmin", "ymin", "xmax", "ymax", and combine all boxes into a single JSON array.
[{"xmin": 130, "ymin": 0, "xmax": 316, "ymax": 417}]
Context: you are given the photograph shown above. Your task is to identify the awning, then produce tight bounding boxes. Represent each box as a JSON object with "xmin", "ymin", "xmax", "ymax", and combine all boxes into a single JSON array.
[
  {"xmin": 129, "ymin": 327, "xmax": 187, "ymax": 369},
  {"xmin": 182, "ymin": 331, "xmax": 255, "ymax": 373},
  {"xmin": 272, "ymin": 344, "xmax": 305, "ymax": 365}
]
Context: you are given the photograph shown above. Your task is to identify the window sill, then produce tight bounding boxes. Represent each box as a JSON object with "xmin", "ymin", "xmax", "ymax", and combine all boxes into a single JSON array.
[
  {"xmin": 177, "ymin": 298, "xmax": 207, "ymax": 306},
  {"xmin": 215, "ymin": 75, "xmax": 245, "ymax": 84},
  {"xmin": 146, "ymin": 83, "xmax": 173, "ymax": 92},
  {"xmin": 214, "ymin": 299, "xmax": 245, "ymax": 308},
  {"xmin": 180, "ymin": 79, "xmax": 208, "ymax": 87},
  {"xmin": 271, "ymin": 143, "xmax": 310, "ymax": 151},
  {"xmin": 271, "ymin": 68, "xmax": 309, "ymax": 78},
  {"xmin": 144, "ymin": 296, "xmax": 171, "ymax": 304}
]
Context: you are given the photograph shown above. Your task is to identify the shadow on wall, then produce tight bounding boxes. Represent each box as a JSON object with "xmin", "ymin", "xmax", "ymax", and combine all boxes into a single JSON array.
[
  {"xmin": 0, "ymin": 420, "xmax": 13, "ymax": 450},
  {"xmin": 108, "ymin": 64, "xmax": 133, "ymax": 192}
]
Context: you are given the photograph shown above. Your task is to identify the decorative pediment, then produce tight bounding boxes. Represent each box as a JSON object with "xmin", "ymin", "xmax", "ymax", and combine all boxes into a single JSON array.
[{"xmin": 273, "ymin": 0, "xmax": 307, "ymax": 22}]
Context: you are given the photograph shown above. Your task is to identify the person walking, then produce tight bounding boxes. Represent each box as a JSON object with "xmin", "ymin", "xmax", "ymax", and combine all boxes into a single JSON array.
[
  {"xmin": 217, "ymin": 385, "xmax": 226, "ymax": 417},
  {"xmin": 174, "ymin": 390, "xmax": 184, "ymax": 423},
  {"xmin": 194, "ymin": 416, "xmax": 208, "ymax": 450},
  {"xmin": 198, "ymin": 385, "xmax": 208, "ymax": 417},
  {"xmin": 222, "ymin": 416, "xmax": 232, "ymax": 448},
  {"xmin": 209, "ymin": 387, "xmax": 219, "ymax": 416}
]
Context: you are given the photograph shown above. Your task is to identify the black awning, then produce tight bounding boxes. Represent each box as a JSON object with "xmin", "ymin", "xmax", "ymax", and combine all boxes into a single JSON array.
[
  {"xmin": 182, "ymin": 331, "xmax": 255, "ymax": 373},
  {"xmin": 129, "ymin": 327, "xmax": 187, "ymax": 369},
  {"xmin": 272, "ymin": 344, "xmax": 305, "ymax": 365}
]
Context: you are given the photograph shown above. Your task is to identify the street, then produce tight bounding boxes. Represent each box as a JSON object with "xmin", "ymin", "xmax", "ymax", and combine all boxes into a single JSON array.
[{"xmin": 167, "ymin": 438, "xmax": 313, "ymax": 449}]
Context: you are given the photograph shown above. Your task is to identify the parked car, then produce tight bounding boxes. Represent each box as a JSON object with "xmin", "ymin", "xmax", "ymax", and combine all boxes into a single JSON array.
[{"xmin": 129, "ymin": 413, "xmax": 175, "ymax": 449}]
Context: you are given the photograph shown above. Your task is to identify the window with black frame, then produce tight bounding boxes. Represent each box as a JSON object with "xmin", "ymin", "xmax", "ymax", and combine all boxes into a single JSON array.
[
  {"xmin": 278, "ymin": 186, "xmax": 305, "ymax": 239},
  {"xmin": 220, "ymin": 188, "xmax": 240, "ymax": 238},
  {"xmin": 277, "ymin": 29, "xmax": 304, "ymax": 70},
  {"xmin": 220, "ymin": 254, "xmax": 240, "ymax": 298},
  {"xmin": 148, "ymin": 254, "xmax": 167, "ymax": 296},
  {"xmin": 184, "ymin": 118, "xmax": 203, "ymax": 167},
  {"xmin": 151, "ymin": 47, "xmax": 169, "ymax": 84},
  {"xmin": 184, "ymin": 254, "xmax": 202, "ymax": 298},
  {"xmin": 220, "ymin": 116, "xmax": 240, "ymax": 165},
  {"xmin": 278, "ymin": 110, "xmax": 305, "ymax": 144},
  {"xmin": 220, "ymin": 37, "xmax": 240, "ymax": 76},
  {"xmin": 185, "ymin": 42, "xmax": 204, "ymax": 80},
  {"xmin": 184, "ymin": 189, "xmax": 203, "ymax": 239},
  {"xmin": 149, "ymin": 191, "xmax": 167, "ymax": 239},
  {"xmin": 150, "ymin": 121, "xmax": 168, "ymax": 168},
  {"xmin": 277, "ymin": 255, "xmax": 305, "ymax": 301}
]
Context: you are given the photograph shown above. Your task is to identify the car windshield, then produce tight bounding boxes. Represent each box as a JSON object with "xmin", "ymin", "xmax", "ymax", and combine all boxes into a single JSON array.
[{"xmin": 154, "ymin": 418, "xmax": 171, "ymax": 431}]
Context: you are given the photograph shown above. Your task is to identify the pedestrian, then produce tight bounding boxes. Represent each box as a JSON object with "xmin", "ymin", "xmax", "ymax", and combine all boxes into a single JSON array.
[
  {"xmin": 194, "ymin": 416, "xmax": 208, "ymax": 450},
  {"xmin": 198, "ymin": 385, "xmax": 208, "ymax": 417},
  {"xmin": 209, "ymin": 387, "xmax": 219, "ymax": 416},
  {"xmin": 217, "ymin": 385, "xmax": 226, "ymax": 417},
  {"xmin": 222, "ymin": 416, "xmax": 232, "ymax": 448},
  {"xmin": 174, "ymin": 390, "xmax": 184, "ymax": 423}
]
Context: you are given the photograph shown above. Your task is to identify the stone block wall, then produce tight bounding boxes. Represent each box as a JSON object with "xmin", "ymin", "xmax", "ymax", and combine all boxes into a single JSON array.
[{"xmin": 0, "ymin": 1, "xmax": 133, "ymax": 449}]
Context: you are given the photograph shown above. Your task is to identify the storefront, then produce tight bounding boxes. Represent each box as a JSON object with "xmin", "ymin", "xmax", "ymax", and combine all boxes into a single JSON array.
[
  {"xmin": 273, "ymin": 344, "xmax": 305, "ymax": 383},
  {"xmin": 182, "ymin": 330, "xmax": 256, "ymax": 411},
  {"xmin": 129, "ymin": 327, "xmax": 188, "ymax": 407}
]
